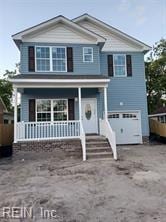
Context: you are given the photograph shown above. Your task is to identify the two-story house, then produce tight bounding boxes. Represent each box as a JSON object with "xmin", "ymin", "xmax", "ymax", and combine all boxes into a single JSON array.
[{"xmin": 10, "ymin": 14, "xmax": 150, "ymax": 160}]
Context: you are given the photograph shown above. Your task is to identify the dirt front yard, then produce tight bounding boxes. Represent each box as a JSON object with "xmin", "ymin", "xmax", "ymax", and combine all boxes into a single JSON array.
[{"xmin": 0, "ymin": 144, "xmax": 166, "ymax": 222}]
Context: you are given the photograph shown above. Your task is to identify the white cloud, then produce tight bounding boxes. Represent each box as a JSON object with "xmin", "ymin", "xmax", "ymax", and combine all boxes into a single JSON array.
[
  {"xmin": 118, "ymin": 0, "xmax": 131, "ymax": 12},
  {"xmin": 118, "ymin": 1, "xmax": 148, "ymax": 26},
  {"xmin": 134, "ymin": 5, "xmax": 147, "ymax": 25}
]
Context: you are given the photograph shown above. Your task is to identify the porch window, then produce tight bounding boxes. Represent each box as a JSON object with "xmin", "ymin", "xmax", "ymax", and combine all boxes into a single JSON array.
[
  {"xmin": 36, "ymin": 99, "xmax": 68, "ymax": 122},
  {"xmin": 53, "ymin": 100, "xmax": 68, "ymax": 121},
  {"xmin": 83, "ymin": 47, "xmax": 93, "ymax": 62},
  {"xmin": 36, "ymin": 100, "xmax": 51, "ymax": 121},
  {"xmin": 113, "ymin": 54, "xmax": 126, "ymax": 77}
]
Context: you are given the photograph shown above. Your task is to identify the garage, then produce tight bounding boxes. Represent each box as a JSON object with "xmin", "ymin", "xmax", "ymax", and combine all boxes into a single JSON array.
[{"xmin": 108, "ymin": 111, "xmax": 142, "ymax": 144}]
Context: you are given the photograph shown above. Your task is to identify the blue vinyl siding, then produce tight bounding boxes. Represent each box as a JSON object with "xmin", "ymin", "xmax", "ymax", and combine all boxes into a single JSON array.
[
  {"xmin": 20, "ymin": 47, "xmax": 149, "ymax": 137},
  {"xmin": 20, "ymin": 42, "xmax": 100, "ymax": 75},
  {"xmin": 100, "ymin": 51, "xmax": 149, "ymax": 136}
]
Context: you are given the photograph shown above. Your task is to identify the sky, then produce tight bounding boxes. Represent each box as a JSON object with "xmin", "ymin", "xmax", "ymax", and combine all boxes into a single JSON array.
[{"xmin": 0, "ymin": 0, "xmax": 165, "ymax": 76}]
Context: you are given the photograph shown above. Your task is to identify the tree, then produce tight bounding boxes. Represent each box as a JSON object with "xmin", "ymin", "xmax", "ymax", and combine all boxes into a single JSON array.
[
  {"xmin": 0, "ymin": 69, "xmax": 17, "ymax": 111},
  {"xmin": 145, "ymin": 38, "xmax": 166, "ymax": 114}
]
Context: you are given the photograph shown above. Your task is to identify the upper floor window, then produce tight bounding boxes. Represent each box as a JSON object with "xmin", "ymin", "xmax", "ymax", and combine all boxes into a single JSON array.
[
  {"xmin": 83, "ymin": 47, "xmax": 93, "ymax": 62},
  {"xmin": 36, "ymin": 47, "xmax": 50, "ymax": 71},
  {"xmin": 113, "ymin": 54, "xmax": 126, "ymax": 77},
  {"xmin": 35, "ymin": 46, "xmax": 67, "ymax": 72},
  {"xmin": 52, "ymin": 47, "xmax": 66, "ymax": 72}
]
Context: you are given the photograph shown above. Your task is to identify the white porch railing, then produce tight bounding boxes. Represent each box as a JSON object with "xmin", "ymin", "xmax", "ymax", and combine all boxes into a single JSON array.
[
  {"xmin": 80, "ymin": 121, "xmax": 86, "ymax": 161},
  {"xmin": 99, "ymin": 118, "xmax": 117, "ymax": 160},
  {"xmin": 16, "ymin": 121, "xmax": 80, "ymax": 141}
]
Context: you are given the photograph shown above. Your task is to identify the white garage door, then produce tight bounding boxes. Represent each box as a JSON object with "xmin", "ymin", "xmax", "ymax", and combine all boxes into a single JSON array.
[{"xmin": 108, "ymin": 111, "xmax": 142, "ymax": 144}]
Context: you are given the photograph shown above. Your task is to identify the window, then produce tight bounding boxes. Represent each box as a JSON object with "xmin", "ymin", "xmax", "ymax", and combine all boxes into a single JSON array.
[
  {"xmin": 4, "ymin": 119, "xmax": 9, "ymax": 124},
  {"xmin": 123, "ymin": 113, "xmax": 137, "ymax": 118},
  {"xmin": 36, "ymin": 100, "xmax": 51, "ymax": 121},
  {"xmin": 83, "ymin": 47, "xmax": 93, "ymax": 62},
  {"xmin": 53, "ymin": 100, "xmax": 68, "ymax": 121},
  {"xmin": 36, "ymin": 47, "xmax": 50, "ymax": 71},
  {"xmin": 108, "ymin": 113, "xmax": 119, "ymax": 119},
  {"xmin": 52, "ymin": 47, "xmax": 66, "ymax": 72},
  {"xmin": 85, "ymin": 104, "xmax": 92, "ymax": 120},
  {"xmin": 113, "ymin": 54, "xmax": 126, "ymax": 77},
  {"xmin": 35, "ymin": 46, "xmax": 67, "ymax": 72},
  {"xmin": 36, "ymin": 99, "xmax": 68, "ymax": 122}
]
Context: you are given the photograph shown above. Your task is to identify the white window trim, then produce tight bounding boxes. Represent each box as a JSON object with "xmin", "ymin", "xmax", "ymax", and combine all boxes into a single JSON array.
[
  {"xmin": 35, "ymin": 46, "xmax": 67, "ymax": 72},
  {"xmin": 83, "ymin": 47, "xmax": 93, "ymax": 63},
  {"xmin": 36, "ymin": 99, "xmax": 68, "ymax": 122},
  {"xmin": 113, "ymin": 54, "xmax": 127, "ymax": 77}
]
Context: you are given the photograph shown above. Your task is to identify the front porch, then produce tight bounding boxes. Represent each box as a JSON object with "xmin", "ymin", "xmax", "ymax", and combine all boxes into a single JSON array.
[{"xmin": 11, "ymin": 75, "xmax": 117, "ymax": 160}]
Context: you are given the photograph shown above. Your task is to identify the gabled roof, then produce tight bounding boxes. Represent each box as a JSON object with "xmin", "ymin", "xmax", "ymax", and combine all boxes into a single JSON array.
[
  {"xmin": 73, "ymin": 13, "xmax": 151, "ymax": 52},
  {"xmin": 0, "ymin": 97, "xmax": 8, "ymax": 113},
  {"xmin": 12, "ymin": 15, "xmax": 105, "ymax": 48}
]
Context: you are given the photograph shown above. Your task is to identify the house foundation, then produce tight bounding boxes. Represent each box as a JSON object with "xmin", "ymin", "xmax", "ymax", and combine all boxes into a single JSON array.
[{"xmin": 12, "ymin": 139, "xmax": 82, "ymax": 157}]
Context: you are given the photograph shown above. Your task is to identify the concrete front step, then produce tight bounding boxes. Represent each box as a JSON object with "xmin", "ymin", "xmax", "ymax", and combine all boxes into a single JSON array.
[
  {"xmin": 86, "ymin": 135, "xmax": 106, "ymax": 139},
  {"xmin": 86, "ymin": 141, "xmax": 109, "ymax": 144},
  {"xmin": 86, "ymin": 147, "xmax": 112, "ymax": 153},
  {"xmin": 86, "ymin": 138, "xmax": 107, "ymax": 142},
  {"xmin": 86, "ymin": 151, "xmax": 113, "ymax": 159},
  {"xmin": 86, "ymin": 135, "xmax": 105, "ymax": 138},
  {"xmin": 86, "ymin": 135, "xmax": 113, "ymax": 160},
  {"xmin": 86, "ymin": 142, "xmax": 109, "ymax": 147},
  {"xmin": 86, "ymin": 137, "xmax": 107, "ymax": 140}
]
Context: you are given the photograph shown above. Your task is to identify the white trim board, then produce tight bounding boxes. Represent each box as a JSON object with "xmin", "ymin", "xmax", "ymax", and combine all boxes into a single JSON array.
[
  {"xmin": 10, "ymin": 78, "xmax": 110, "ymax": 83},
  {"xmin": 12, "ymin": 83, "xmax": 109, "ymax": 89},
  {"xmin": 11, "ymin": 78, "xmax": 110, "ymax": 89}
]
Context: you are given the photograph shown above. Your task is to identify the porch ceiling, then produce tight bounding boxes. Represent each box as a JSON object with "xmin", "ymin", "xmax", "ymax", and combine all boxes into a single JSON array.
[{"xmin": 10, "ymin": 74, "xmax": 110, "ymax": 88}]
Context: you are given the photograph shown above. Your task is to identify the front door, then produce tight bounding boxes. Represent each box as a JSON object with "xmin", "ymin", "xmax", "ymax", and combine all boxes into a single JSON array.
[{"xmin": 81, "ymin": 98, "xmax": 98, "ymax": 134}]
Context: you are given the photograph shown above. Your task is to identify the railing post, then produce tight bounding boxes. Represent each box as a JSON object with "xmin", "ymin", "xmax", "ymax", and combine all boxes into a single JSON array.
[
  {"xmin": 14, "ymin": 87, "xmax": 18, "ymax": 143},
  {"xmin": 104, "ymin": 87, "xmax": 108, "ymax": 120},
  {"xmin": 78, "ymin": 87, "xmax": 82, "ymax": 121}
]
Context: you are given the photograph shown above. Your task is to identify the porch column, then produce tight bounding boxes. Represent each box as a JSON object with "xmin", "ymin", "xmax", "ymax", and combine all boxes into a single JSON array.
[
  {"xmin": 104, "ymin": 87, "xmax": 108, "ymax": 120},
  {"xmin": 14, "ymin": 87, "xmax": 18, "ymax": 143},
  {"xmin": 78, "ymin": 87, "xmax": 82, "ymax": 121}
]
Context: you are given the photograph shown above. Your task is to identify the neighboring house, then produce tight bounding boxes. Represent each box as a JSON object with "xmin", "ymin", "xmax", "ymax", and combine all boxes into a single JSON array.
[
  {"xmin": 0, "ymin": 97, "xmax": 13, "ymax": 124},
  {"xmin": 10, "ymin": 14, "xmax": 150, "ymax": 160}
]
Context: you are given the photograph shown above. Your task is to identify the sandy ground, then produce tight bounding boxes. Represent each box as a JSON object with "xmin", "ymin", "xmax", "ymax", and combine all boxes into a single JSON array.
[{"xmin": 0, "ymin": 144, "xmax": 166, "ymax": 222}]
